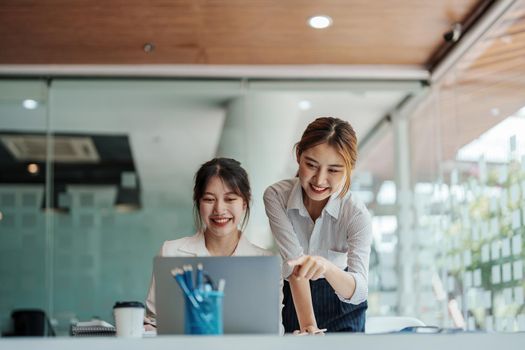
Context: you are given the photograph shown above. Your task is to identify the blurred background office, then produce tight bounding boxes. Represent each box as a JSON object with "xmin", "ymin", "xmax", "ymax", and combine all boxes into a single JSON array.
[{"xmin": 0, "ymin": 0, "xmax": 524, "ymax": 335}]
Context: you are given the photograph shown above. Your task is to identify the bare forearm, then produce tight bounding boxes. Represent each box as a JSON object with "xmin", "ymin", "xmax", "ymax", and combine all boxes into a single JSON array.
[
  {"xmin": 324, "ymin": 262, "xmax": 356, "ymax": 299},
  {"xmin": 289, "ymin": 275, "xmax": 317, "ymax": 329}
]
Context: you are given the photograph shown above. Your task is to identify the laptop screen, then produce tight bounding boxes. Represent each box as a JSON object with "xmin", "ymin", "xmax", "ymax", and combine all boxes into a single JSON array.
[{"xmin": 154, "ymin": 256, "xmax": 281, "ymax": 335}]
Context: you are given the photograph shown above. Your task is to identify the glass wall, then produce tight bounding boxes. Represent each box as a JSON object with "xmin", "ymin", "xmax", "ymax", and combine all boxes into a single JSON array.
[
  {"xmin": 0, "ymin": 80, "xmax": 50, "ymax": 330},
  {"xmin": 0, "ymin": 78, "xmax": 410, "ymax": 334},
  {"xmin": 409, "ymin": 1, "xmax": 525, "ymax": 331},
  {"xmin": 353, "ymin": 128, "xmax": 399, "ymax": 316}
]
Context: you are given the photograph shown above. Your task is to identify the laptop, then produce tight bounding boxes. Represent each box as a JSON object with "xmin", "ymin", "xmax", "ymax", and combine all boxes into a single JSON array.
[{"xmin": 154, "ymin": 256, "xmax": 281, "ymax": 335}]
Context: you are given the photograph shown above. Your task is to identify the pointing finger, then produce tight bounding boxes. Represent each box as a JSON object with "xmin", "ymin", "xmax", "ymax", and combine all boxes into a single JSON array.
[{"xmin": 287, "ymin": 255, "xmax": 307, "ymax": 267}]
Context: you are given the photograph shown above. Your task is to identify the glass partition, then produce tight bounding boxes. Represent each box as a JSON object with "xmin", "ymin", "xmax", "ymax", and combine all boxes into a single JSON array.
[
  {"xmin": 354, "ymin": 128, "xmax": 399, "ymax": 316},
  {"xmin": 409, "ymin": 0, "xmax": 525, "ymax": 331},
  {"xmin": 0, "ymin": 79, "xmax": 50, "ymax": 331},
  {"xmin": 0, "ymin": 78, "xmax": 410, "ymax": 334}
]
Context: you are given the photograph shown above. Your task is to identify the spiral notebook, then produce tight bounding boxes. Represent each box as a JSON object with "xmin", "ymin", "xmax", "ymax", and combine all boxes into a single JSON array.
[{"xmin": 70, "ymin": 319, "xmax": 116, "ymax": 336}]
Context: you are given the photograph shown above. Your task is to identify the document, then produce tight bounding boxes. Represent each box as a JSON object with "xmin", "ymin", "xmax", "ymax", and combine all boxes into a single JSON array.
[
  {"xmin": 510, "ymin": 184, "xmax": 519, "ymax": 204},
  {"xmin": 513, "ymin": 260, "xmax": 523, "ymax": 281},
  {"xmin": 474, "ymin": 269, "xmax": 482, "ymax": 287},
  {"xmin": 484, "ymin": 291, "xmax": 492, "ymax": 308},
  {"xmin": 490, "ymin": 218, "xmax": 499, "ymax": 237},
  {"xmin": 481, "ymin": 244, "xmax": 490, "ymax": 263},
  {"xmin": 464, "ymin": 271, "xmax": 472, "ymax": 288},
  {"xmin": 501, "ymin": 238, "xmax": 511, "ymax": 257},
  {"xmin": 491, "ymin": 265, "xmax": 501, "ymax": 284},
  {"xmin": 512, "ymin": 210, "xmax": 521, "ymax": 230},
  {"xmin": 515, "ymin": 287, "xmax": 524, "ymax": 305},
  {"xmin": 463, "ymin": 250, "xmax": 472, "ymax": 266},
  {"xmin": 502, "ymin": 262, "xmax": 511, "ymax": 282},
  {"xmin": 512, "ymin": 234, "xmax": 522, "ymax": 255},
  {"xmin": 503, "ymin": 288, "xmax": 513, "ymax": 305}
]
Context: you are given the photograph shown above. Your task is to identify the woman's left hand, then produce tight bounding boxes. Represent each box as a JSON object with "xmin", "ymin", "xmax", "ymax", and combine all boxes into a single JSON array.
[{"xmin": 288, "ymin": 255, "xmax": 330, "ymax": 280}]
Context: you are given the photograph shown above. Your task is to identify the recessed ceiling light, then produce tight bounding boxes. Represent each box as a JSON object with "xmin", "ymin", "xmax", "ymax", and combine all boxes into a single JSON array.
[
  {"xmin": 27, "ymin": 163, "xmax": 39, "ymax": 174},
  {"xmin": 308, "ymin": 15, "xmax": 332, "ymax": 29},
  {"xmin": 22, "ymin": 99, "xmax": 38, "ymax": 110},
  {"xmin": 298, "ymin": 100, "xmax": 312, "ymax": 110},
  {"xmin": 490, "ymin": 108, "xmax": 500, "ymax": 116}
]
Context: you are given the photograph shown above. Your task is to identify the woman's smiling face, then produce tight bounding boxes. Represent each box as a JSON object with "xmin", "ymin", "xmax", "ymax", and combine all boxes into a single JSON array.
[
  {"xmin": 199, "ymin": 175, "xmax": 246, "ymax": 237},
  {"xmin": 298, "ymin": 142, "xmax": 346, "ymax": 203}
]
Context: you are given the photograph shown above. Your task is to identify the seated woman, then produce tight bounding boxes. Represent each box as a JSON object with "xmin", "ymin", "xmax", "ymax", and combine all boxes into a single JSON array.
[{"xmin": 144, "ymin": 157, "xmax": 272, "ymax": 329}]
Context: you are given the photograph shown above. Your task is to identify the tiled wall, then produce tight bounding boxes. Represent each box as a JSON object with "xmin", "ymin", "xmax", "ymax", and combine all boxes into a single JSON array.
[{"xmin": 0, "ymin": 185, "xmax": 193, "ymax": 334}]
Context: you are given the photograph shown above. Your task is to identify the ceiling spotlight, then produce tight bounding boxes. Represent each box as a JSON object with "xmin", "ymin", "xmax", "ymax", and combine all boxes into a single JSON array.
[
  {"xmin": 27, "ymin": 163, "xmax": 39, "ymax": 174},
  {"xmin": 443, "ymin": 23, "xmax": 462, "ymax": 43},
  {"xmin": 22, "ymin": 99, "xmax": 38, "ymax": 110},
  {"xmin": 143, "ymin": 43, "xmax": 155, "ymax": 53},
  {"xmin": 308, "ymin": 15, "xmax": 332, "ymax": 29},
  {"xmin": 298, "ymin": 100, "xmax": 312, "ymax": 110}
]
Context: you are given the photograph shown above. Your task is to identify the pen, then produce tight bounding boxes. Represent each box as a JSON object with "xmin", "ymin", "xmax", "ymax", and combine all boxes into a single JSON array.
[
  {"xmin": 189, "ymin": 264, "xmax": 203, "ymax": 302},
  {"xmin": 171, "ymin": 268, "xmax": 200, "ymax": 309},
  {"xmin": 217, "ymin": 279, "xmax": 225, "ymax": 293},
  {"xmin": 171, "ymin": 268, "xmax": 214, "ymax": 333},
  {"xmin": 196, "ymin": 263, "xmax": 204, "ymax": 293},
  {"xmin": 183, "ymin": 265, "xmax": 194, "ymax": 291}
]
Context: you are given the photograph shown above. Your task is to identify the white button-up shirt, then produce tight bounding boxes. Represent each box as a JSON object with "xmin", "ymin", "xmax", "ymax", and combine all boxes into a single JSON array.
[{"xmin": 264, "ymin": 178, "xmax": 372, "ymax": 304}]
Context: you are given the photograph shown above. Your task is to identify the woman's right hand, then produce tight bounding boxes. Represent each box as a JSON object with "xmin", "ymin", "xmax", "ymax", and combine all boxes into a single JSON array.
[
  {"xmin": 288, "ymin": 255, "xmax": 330, "ymax": 281},
  {"xmin": 293, "ymin": 325, "xmax": 326, "ymax": 335}
]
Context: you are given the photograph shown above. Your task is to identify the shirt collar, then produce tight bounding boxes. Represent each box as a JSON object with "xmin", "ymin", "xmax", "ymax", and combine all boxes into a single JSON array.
[
  {"xmin": 178, "ymin": 230, "xmax": 252, "ymax": 256},
  {"xmin": 323, "ymin": 190, "xmax": 342, "ymax": 219},
  {"xmin": 232, "ymin": 234, "xmax": 254, "ymax": 256},
  {"xmin": 178, "ymin": 231, "xmax": 211, "ymax": 256},
  {"xmin": 286, "ymin": 179, "xmax": 309, "ymax": 218},
  {"xmin": 286, "ymin": 178, "xmax": 342, "ymax": 220}
]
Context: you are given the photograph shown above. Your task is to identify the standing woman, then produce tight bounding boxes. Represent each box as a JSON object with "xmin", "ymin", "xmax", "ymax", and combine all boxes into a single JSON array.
[
  {"xmin": 264, "ymin": 117, "xmax": 372, "ymax": 334},
  {"xmin": 144, "ymin": 158, "xmax": 271, "ymax": 329}
]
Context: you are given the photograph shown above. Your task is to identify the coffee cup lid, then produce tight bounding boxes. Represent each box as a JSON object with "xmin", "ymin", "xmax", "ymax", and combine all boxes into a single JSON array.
[{"xmin": 113, "ymin": 301, "xmax": 145, "ymax": 309}]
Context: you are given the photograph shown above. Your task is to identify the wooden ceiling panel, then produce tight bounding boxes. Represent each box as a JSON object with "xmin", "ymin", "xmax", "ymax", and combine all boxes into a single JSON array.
[
  {"xmin": 0, "ymin": 0, "xmax": 482, "ymax": 65},
  {"xmin": 410, "ymin": 0, "xmax": 525, "ymax": 183}
]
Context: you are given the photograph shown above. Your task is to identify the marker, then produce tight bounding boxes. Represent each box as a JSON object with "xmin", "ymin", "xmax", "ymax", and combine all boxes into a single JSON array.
[
  {"xmin": 189, "ymin": 264, "xmax": 203, "ymax": 302},
  {"xmin": 217, "ymin": 279, "xmax": 226, "ymax": 293},
  {"xmin": 171, "ymin": 268, "xmax": 200, "ymax": 309},
  {"xmin": 196, "ymin": 263, "xmax": 204, "ymax": 293},
  {"xmin": 183, "ymin": 265, "xmax": 194, "ymax": 291}
]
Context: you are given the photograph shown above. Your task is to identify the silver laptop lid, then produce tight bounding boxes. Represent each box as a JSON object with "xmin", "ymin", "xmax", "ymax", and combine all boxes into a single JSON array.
[{"xmin": 154, "ymin": 256, "xmax": 281, "ymax": 335}]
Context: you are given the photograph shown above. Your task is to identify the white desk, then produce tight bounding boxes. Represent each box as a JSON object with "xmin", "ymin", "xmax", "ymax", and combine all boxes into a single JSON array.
[{"xmin": 0, "ymin": 333, "xmax": 524, "ymax": 350}]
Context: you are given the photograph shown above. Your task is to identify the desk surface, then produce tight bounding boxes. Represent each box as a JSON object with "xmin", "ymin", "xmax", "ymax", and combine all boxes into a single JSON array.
[{"xmin": 0, "ymin": 333, "xmax": 524, "ymax": 350}]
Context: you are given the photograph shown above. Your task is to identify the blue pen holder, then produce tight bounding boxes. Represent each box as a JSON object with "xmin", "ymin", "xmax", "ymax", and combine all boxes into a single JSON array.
[{"xmin": 184, "ymin": 291, "xmax": 224, "ymax": 335}]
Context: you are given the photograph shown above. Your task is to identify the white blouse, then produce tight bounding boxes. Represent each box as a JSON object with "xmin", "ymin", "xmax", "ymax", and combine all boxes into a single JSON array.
[{"xmin": 263, "ymin": 178, "xmax": 372, "ymax": 304}]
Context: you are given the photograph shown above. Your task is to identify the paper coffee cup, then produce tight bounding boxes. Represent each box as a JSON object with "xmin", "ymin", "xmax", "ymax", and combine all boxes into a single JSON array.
[{"xmin": 113, "ymin": 301, "xmax": 145, "ymax": 338}]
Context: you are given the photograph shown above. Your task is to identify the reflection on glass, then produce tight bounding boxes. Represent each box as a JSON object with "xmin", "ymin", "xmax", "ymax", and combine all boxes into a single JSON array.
[
  {"xmin": 0, "ymin": 79, "xmax": 49, "ymax": 333},
  {"xmin": 409, "ymin": 1, "xmax": 525, "ymax": 331}
]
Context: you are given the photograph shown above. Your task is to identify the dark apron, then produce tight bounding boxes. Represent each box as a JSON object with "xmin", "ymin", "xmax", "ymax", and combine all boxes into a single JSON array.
[{"xmin": 282, "ymin": 276, "xmax": 367, "ymax": 333}]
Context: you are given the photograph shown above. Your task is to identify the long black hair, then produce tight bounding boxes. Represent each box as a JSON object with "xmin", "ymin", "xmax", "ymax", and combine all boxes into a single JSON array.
[{"xmin": 193, "ymin": 158, "xmax": 251, "ymax": 232}]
